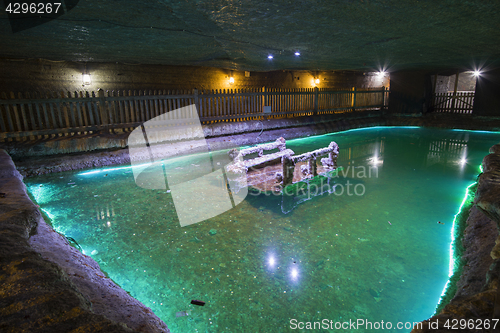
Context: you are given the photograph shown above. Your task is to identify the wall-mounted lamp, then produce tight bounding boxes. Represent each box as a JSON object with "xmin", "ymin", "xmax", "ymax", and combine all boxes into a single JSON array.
[
  {"xmin": 229, "ymin": 76, "xmax": 235, "ymax": 85},
  {"xmin": 473, "ymin": 70, "xmax": 482, "ymax": 77},
  {"xmin": 295, "ymin": 51, "xmax": 301, "ymax": 56},
  {"xmin": 311, "ymin": 77, "xmax": 320, "ymax": 87},
  {"xmin": 268, "ymin": 55, "xmax": 273, "ymax": 59},
  {"xmin": 82, "ymin": 73, "xmax": 91, "ymax": 85}
]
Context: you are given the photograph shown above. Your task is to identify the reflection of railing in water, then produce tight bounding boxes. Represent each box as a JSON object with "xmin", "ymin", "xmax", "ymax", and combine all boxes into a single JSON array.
[
  {"xmin": 336, "ymin": 140, "xmax": 384, "ymax": 166},
  {"xmin": 280, "ymin": 170, "xmax": 341, "ymax": 214},
  {"xmin": 95, "ymin": 203, "xmax": 117, "ymax": 227},
  {"xmin": 427, "ymin": 138, "xmax": 468, "ymax": 167}
]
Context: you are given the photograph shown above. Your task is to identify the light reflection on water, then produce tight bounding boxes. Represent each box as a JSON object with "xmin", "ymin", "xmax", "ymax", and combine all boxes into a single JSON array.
[{"xmin": 26, "ymin": 127, "xmax": 500, "ymax": 332}]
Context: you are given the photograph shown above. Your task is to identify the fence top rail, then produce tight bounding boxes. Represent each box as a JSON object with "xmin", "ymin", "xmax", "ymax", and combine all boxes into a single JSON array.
[
  {"xmin": 0, "ymin": 97, "xmax": 97, "ymax": 105},
  {"xmin": 106, "ymin": 94, "xmax": 194, "ymax": 101},
  {"xmin": 0, "ymin": 94, "xmax": 196, "ymax": 105},
  {"xmin": 0, "ymin": 87, "xmax": 388, "ymax": 105},
  {"xmin": 434, "ymin": 91, "xmax": 475, "ymax": 95},
  {"xmin": 318, "ymin": 89, "xmax": 385, "ymax": 95}
]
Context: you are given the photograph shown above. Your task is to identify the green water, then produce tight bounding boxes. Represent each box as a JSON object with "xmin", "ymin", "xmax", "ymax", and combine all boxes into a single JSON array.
[{"xmin": 26, "ymin": 127, "xmax": 500, "ymax": 332}]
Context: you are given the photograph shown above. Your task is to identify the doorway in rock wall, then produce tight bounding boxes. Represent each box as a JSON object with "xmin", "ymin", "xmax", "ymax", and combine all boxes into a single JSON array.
[{"xmin": 430, "ymin": 71, "xmax": 477, "ymax": 114}]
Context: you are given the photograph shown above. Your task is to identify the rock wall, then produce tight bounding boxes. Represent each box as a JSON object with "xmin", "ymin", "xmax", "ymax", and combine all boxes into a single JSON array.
[
  {"xmin": 0, "ymin": 150, "xmax": 170, "ymax": 333},
  {"xmin": 411, "ymin": 144, "xmax": 500, "ymax": 332},
  {"xmin": 0, "ymin": 58, "xmax": 388, "ymax": 93}
]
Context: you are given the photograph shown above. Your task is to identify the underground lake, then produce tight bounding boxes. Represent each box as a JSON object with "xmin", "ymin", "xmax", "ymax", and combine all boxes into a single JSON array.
[{"xmin": 24, "ymin": 127, "xmax": 500, "ymax": 332}]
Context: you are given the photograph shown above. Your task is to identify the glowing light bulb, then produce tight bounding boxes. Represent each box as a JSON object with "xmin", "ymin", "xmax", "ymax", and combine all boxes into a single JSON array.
[
  {"xmin": 268, "ymin": 55, "xmax": 273, "ymax": 59},
  {"xmin": 473, "ymin": 71, "xmax": 481, "ymax": 77},
  {"xmin": 229, "ymin": 77, "xmax": 234, "ymax": 84},
  {"xmin": 295, "ymin": 52, "xmax": 300, "ymax": 56},
  {"xmin": 82, "ymin": 74, "xmax": 91, "ymax": 85},
  {"xmin": 315, "ymin": 78, "xmax": 320, "ymax": 84}
]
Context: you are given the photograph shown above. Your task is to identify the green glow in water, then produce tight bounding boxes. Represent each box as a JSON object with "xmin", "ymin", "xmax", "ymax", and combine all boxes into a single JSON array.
[
  {"xmin": 25, "ymin": 127, "xmax": 500, "ymax": 333},
  {"xmin": 440, "ymin": 181, "xmax": 476, "ymax": 300}
]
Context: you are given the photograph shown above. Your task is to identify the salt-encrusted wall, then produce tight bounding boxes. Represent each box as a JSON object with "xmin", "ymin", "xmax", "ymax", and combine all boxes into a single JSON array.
[{"xmin": 0, "ymin": 58, "xmax": 389, "ymax": 93}]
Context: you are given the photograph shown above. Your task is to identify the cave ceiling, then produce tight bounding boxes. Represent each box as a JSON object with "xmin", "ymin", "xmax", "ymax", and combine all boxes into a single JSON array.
[{"xmin": 1, "ymin": 0, "xmax": 499, "ymax": 72}]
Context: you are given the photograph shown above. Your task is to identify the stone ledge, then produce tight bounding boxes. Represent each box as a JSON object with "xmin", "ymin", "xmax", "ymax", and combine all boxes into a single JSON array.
[
  {"xmin": 9, "ymin": 112, "xmax": 500, "ymax": 178},
  {"xmin": 0, "ymin": 149, "xmax": 170, "ymax": 333}
]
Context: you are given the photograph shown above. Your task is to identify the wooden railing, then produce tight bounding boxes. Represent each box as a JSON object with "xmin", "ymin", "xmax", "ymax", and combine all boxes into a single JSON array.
[
  {"xmin": 431, "ymin": 91, "xmax": 475, "ymax": 114},
  {"xmin": 0, "ymin": 87, "xmax": 388, "ymax": 142}
]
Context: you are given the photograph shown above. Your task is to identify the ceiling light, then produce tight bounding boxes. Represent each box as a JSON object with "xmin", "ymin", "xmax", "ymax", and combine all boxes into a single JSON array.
[
  {"xmin": 268, "ymin": 55, "xmax": 273, "ymax": 59},
  {"xmin": 295, "ymin": 52, "xmax": 300, "ymax": 56}
]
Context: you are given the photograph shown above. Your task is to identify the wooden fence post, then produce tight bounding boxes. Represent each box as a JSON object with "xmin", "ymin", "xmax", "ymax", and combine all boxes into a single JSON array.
[
  {"xmin": 263, "ymin": 86, "xmax": 267, "ymax": 110},
  {"xmin": 193, "ymin": 88, "xmax": 199, "ymax": 116},
  {"xmin": 98, "ymin": 89, "xmax": 108, "ymax": 133},
  {"xmin": 314, "ymin": 87, "xmax": 319, "ymax": 115},
  {"xmin": 450, "ymin": 71, "xmax": 459, "ymax": 113},
  {"xmin": 381, "ymin": 87, "xmax": 386, "ymax": 112},
  {"xmin": 352, "ymin": 87, "xmax": 357, "ymax": 111}
]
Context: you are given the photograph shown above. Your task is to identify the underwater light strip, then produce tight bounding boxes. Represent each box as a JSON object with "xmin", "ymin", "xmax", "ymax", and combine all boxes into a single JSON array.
[
  {"xmin": 78, "ymin": 165, "xmax": 136, "ymax": 176},
  {"xmin": 78, "ymin": 148, "xmax": 218, "ymax": 176},
  {"xmin": 438, "ymin": 181, "xmax": 477, "ymax": 305},
  {"xmin": 38, "ymin": 207, "xmax": 66, "ymax": 235},
  {"xmin": 335, "ymin": 125, "xmax": 421, "ymax": 133},
  {"xmin": 452, "ymin": 129, "xmax": 499, "ymax": 133},
  {"xmin": 78, "ymin": 160, "xmax": 172, "ymax": 176}
]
